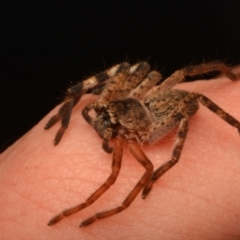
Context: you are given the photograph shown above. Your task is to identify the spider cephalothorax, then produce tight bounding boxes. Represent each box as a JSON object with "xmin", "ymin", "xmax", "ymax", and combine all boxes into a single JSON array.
[{"xmin": 45, "ymin": 61, "xmax": 240, "ymax": 227}]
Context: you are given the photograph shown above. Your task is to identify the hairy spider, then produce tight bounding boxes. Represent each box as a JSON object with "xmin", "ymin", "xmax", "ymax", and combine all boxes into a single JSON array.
[{"xmin": 45, "ymin": 61, "xmax": 240, "ymax": 227}]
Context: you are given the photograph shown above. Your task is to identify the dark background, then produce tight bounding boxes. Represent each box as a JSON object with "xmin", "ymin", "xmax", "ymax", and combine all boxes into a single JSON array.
[{"xmin": 1, "ymin": 0, "xmax": 240, "ymax": 152}]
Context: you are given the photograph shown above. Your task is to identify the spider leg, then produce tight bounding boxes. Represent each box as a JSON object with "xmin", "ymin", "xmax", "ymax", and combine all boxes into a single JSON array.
[
  {"xmin": 102, "ymin": 128, "xmax": 114, "ymax": 153},
  {"xmin": 47, "ymin": 136, "xmax": 124, "ymax": 226},
  {"xmin": 44, "ymin": 85, "xmax": 81, "ymax": 145},
  {"xmin": 129, "ymin": 70, "xmax": 162, "ymax": 99},
  {"xmin": 80, "ymin": 140, "xmax": 153, "ymax": 227},
  {"xmin": 82, "ymin": 102, "xmax": 115, "ymax": 153},
  {"xmin": 142, "ymin": 118, "xmax": 189, "ymax": 199},
  {"xmin": 196, "ymin": 93, "xmax": 240, "ymax": 133},
  {"xmin": 45, "ymin": 63, "xmax": 129, "ymax": 145},
  {"xmin": 99, "ymin": 62, "xmax": 150, "ymax": 102},
  {"xmin": 82, "ymin": 102, "xmax": 99, "ymax": 125},
  {"xmin": 157, "ymin": 62, "xmax": 236, "ymax": 91}
]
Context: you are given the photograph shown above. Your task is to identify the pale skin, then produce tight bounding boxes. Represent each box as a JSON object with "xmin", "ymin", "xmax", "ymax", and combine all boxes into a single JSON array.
[{"xmin": 1, "ymin": 66, "xmax": 240, "ymax": 240}]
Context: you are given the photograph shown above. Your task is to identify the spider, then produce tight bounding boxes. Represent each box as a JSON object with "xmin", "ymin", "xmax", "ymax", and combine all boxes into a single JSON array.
[{"xmin": 45, "ymin": 61, "xmax": 240, "ymax": 227}]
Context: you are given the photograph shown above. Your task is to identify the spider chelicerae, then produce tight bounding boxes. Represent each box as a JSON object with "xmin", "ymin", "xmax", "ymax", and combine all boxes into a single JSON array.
[{"xmin": 45, "ymin": 61, "xmax": 240, "ymax": 227}]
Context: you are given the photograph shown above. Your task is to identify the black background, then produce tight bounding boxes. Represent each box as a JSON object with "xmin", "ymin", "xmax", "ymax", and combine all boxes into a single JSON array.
[{"xmin": 1, "ymin": 0, "xmax": 240, "ymax": 152}]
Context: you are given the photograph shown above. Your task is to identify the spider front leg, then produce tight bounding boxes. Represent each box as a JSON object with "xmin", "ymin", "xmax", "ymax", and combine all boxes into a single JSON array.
[
  {"xmin": 80, "ymin": 139, "xmax": 153, "ymax": 227},
  {"xmin": 142, "ymin": 118, "xmax": 189, "ymax": 199},
  {"xmin": 48, "ymin": 136, "xmax": 124, "ymax": 226},
  {"xmin": 45, "ymin": 62, "xmax": 130, "ymax": 145},
  {"xmin": 44, "ymin": 79, "xmax": 101, "ymax": 145},
  {"xmin": 44, "ymin": 83, "xmax": 84, "ymax": 145}
]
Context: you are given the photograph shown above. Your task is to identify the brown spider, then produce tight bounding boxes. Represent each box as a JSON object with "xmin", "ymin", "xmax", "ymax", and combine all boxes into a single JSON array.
[{"xmin": 45, "ymin": 61, "xmax": 240, "ymax": 227}]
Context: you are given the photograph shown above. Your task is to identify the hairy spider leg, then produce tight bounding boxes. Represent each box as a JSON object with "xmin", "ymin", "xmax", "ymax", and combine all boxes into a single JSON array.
[
  {"xmin": 157, "ymin": 62, "xmax": 237, "ymax": 91},
  {"xmin": 45, "ymin": 62, "xmax": 130, "ymax": 145},
  {"xmin": 80, "ymin": 139, "xmax": 153, "ymax": 227},
  {"xmin": 47, "ymin": 136, "xmax": 124, "ymax": 226},
  {"xmin": 196, "ymin": 93, "xmax": 240, "ymax": 133},
  {"xmin": 142, "ymin": 118, "xmax": 189, "ymax": 198},
  {"xmin": 98, "ymin": 62, "xmax": 151, "ymax": 102},
  {"xmin": 129, "ymin": 71, "xmax": 162, "ymax": 100}
]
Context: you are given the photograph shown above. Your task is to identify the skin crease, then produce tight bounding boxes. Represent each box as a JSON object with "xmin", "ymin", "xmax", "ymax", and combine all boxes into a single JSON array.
[{"xmin": 0, "ymin": 66, "xmax": 240, "ymax": 240}]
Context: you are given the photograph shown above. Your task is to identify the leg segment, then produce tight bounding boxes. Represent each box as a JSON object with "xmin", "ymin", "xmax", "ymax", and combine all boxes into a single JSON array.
[
  {"xmin": 102, "ymin": 128, "xmax": 114, "ymax": 153},
  {"xmin": 196, "ymin": 93, "xmax": 240, "ymax": 133},
  {"xmin": 80, "ymin": 140, "xmax": 153, "ymax": 227},
  {"xmin": 98, "ymin": 62, "xmax": 150, "ymax": 102},
  {"xmin": 47, "ymin": 136, "xmax": 124, "ymax": 226},
  {"xmin": 129, "ymin": 71, "xmax": 162, "ymax": 99},
  {"xmin": 157, "ymin": 62, "xmax": 236, "ymax": 91},
  {"xmin": 44, "ymin": 83, "xmax": 83, "ymax": 145},
  {"xmin": 82, "ymin": 101, "xmax": 101, "ymax": 126},
  {"xmin": 142, "ymin": 118, "xmax": 189, "ymax": 199}
]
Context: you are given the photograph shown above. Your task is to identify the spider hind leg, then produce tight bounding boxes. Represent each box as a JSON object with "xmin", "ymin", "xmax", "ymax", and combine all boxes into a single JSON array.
[{"xmin": 142, "ymin": 118, "xmax": 189, "ymax": 198}]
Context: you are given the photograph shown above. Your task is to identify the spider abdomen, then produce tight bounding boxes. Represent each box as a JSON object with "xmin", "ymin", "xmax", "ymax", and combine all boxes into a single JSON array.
[{"xmin": 144, "ymin": 89, "xmax": 199, "ymax": 143}]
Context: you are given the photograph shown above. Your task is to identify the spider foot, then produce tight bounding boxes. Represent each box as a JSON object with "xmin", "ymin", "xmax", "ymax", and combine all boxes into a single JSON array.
[
  {"xmin": 47, "ymin": 213, "xmax": 64, "ymax": 226},
  {"xmin": 79, "ymin": 216, "xmax": 97, "ymax": 227},
  {"xmin": 54, "ymin": 127, "xmax": 67, "ymax": 145}
]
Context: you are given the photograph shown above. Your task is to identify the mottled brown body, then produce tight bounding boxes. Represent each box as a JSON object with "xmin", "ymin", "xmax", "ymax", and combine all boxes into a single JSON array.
[{"xmin": 45, "ymin": 61, "xmax": 240, "ymax": 227}]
